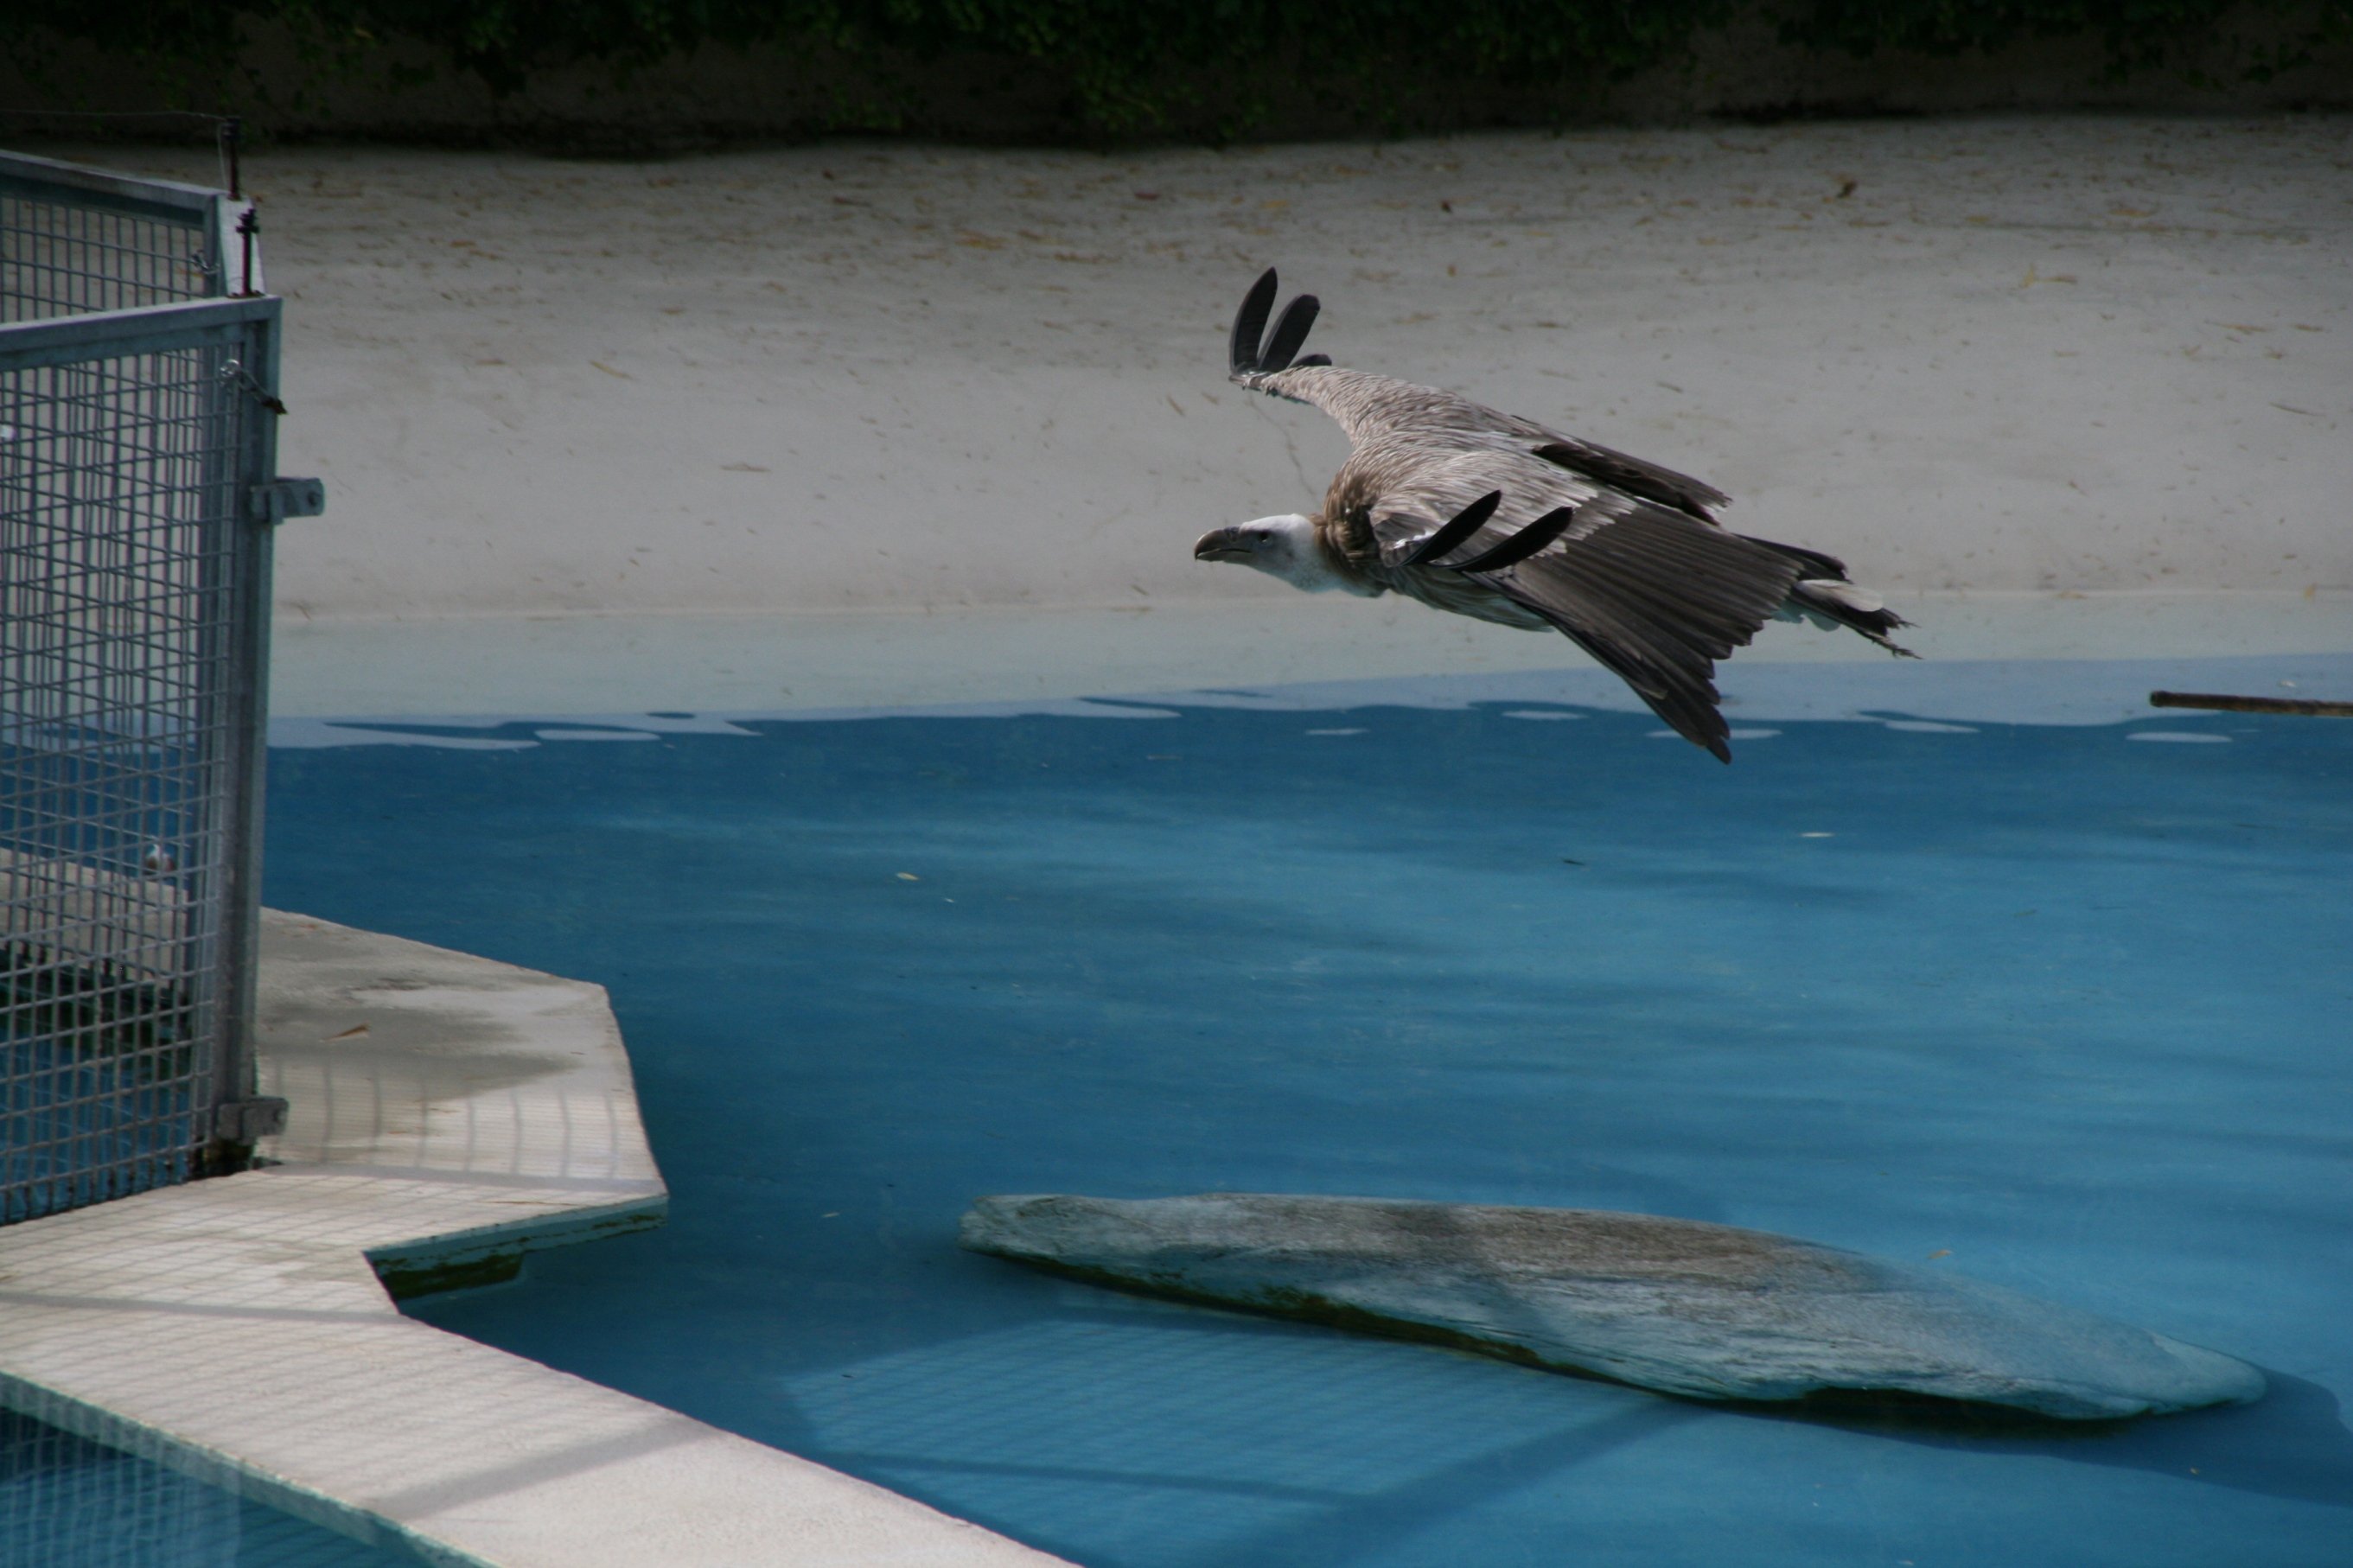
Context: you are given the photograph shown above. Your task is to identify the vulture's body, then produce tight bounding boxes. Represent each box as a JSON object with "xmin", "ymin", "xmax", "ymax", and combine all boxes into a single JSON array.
[{"xmin": 1195, "ymin": 271, "xmax": 1912, "ymax": 762}]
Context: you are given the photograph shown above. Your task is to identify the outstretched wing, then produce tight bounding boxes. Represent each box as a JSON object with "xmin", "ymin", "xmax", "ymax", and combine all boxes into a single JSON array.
[
  {"xmin": 1228, "ymin": 269, "xmax": 1731, "ymax": 521},
  {"xmin": 1482, "ymin": 506, "xmax": 1801, "ymax": 761},
  {"xmin": 1362, "ymin": 465, "xmax": 1801, "ymax": 761}
]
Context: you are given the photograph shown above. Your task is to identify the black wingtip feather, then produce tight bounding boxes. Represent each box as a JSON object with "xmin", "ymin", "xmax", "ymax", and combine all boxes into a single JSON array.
[
  {"xmin": 1292, "ymin": 353, "xmax": 1332, "ymax": 367},
  {"xmin": 1445, "ymin": 505, "xmax": 1578, "ymax": 574},
  {"xmin": 1557, "ymin": 622, "xmax": 1734, "ymax": 762},
  {"xmin": 1259, "ymin": 294, "xmax": 1320, "ymax": 373},
  {"xmin": 1653, "ymin": 685, "xmax": 1734, "ymax": 762},
  {"xmin": 1400, "ymin": 491, "xmax": 1503, "ymax": 566},
  {"xmin": 1231, "ymin": 269, "xmax": 1279, "ymax": 376}
]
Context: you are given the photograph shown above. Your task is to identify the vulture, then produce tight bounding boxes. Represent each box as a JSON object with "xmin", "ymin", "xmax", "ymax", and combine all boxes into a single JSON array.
[{"xmin": 1194, "ymin": 270, "xmax": 1915, "ymax": 762}]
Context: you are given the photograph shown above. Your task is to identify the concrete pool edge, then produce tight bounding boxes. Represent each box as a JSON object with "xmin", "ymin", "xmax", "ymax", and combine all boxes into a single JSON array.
[{"xmin": 0, "ymin": 911, "xmax": 1070, "ymax": 1568}]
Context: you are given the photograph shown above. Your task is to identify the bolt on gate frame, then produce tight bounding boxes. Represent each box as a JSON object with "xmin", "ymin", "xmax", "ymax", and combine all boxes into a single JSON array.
[{"xmin": 2, "ymin": 148, "xmax": 322, "ymax": 1224}]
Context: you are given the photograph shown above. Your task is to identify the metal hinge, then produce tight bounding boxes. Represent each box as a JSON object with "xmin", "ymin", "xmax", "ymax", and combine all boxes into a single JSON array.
[
  {"xmin": 214, "ymin": 1097, "xmax": 290, "ymax": 1142},
  {"xmin": 254, "ymin": 476, "xmax": 326, "ymax": 523}
]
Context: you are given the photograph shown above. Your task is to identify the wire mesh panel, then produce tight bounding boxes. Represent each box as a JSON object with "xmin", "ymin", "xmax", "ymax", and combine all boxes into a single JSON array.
[
  {"xmin": 0, "ymin": 200, "xmax": 215, "ymax": 324},
  {"xmin": 0, "ymin": 154, "xmax": 237, "ymax": 325},
  {"xmin": 2, "ymin": 151, "xmax": 288, "ymax": 1226}
]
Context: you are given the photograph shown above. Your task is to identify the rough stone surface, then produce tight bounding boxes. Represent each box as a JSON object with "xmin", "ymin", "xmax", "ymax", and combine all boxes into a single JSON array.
[{"xmin": 961, "ymin": 1193, "xmax": 2265, "ymax": 1421}]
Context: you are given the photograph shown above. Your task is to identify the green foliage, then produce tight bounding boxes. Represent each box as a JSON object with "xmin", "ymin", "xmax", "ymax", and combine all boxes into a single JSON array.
[
  {"xmin": 0, "ymin": 0, "xmax": 1731, "ymax": 138},
  {"xmin": 9, "ymin": 0, "xmax": 2348, "ymax": 137},
  {"xmin": 1780, "ymin": 0, "xmax": 2353, "ymax": 81}
]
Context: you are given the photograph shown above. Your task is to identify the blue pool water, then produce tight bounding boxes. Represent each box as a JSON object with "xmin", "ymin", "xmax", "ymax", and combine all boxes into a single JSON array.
[
  {"xmin": 0, "ymin": 1407, "xmax": 424, "ymax": 1567},
  {"xmin": 263, "ymin": 655, "xmax": 2353, "ymax": 1566}
]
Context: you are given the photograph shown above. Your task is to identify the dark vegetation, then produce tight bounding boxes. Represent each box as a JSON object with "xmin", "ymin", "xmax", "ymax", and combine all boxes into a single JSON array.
[{"xmin": 8, "ymin": 1, "xmax": 2350, "ymax": 143}]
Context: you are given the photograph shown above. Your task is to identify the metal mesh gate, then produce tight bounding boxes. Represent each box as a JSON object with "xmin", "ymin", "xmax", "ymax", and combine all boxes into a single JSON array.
[
  {"xmin": 1, "ymin": 153, "xmax": 245, "ymax": 322},
  {"xmin": 2, "ymin": 150, "xmax": 312, "ymax": 1225}
]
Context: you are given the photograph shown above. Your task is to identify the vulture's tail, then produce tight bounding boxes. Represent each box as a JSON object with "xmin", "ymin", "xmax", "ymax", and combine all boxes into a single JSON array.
[{"xmin": 1741, "ymin": 535, "xmax": 1918, "ymax": 657}]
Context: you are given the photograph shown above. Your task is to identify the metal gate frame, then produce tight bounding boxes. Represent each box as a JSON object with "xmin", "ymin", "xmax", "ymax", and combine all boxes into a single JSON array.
[{"xmin": 3, "ymin": 148, "xmax": 319, "ymax": 1225}]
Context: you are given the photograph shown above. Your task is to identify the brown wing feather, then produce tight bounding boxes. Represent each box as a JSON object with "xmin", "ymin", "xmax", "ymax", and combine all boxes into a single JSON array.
[
  {"xmin": 1242, "ymin": 366, "xmax": 1540, "ymax": 452},
  {"xmin": 1240, "ymin": 367, "xmax": 1731, "ymax": 524},
  {"xmin": 1530, "ymin": 439, "xmax": 1731, "ymax": 523}
]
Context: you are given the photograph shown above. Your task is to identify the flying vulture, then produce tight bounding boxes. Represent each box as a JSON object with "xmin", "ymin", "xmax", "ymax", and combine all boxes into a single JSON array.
[{"xmin": 1194, "ymin": 269, "xmax": 1914, "ymax": 762}]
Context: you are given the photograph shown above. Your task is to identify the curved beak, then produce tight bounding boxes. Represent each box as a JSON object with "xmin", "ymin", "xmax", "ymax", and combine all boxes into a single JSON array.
[{"xmin": 1194, "ymin": 527, "xmax": 1252, "ymax": 563}]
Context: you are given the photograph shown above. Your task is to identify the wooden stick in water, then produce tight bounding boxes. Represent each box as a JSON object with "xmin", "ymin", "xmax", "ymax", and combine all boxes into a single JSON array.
[{"xmin": 2150, "ymin": 691, "xmax": 2353, "ymax": 717}]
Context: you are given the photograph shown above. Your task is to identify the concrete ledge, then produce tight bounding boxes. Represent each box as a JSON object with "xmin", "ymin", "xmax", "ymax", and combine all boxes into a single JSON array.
[{"xmin": 0, "ymin": 910, "xmax": 1068, "ymax": 1567}]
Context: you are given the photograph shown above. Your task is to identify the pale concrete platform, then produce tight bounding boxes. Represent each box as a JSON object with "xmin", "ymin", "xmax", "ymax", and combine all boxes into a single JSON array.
[{"xmin": 0, "ymin": 911, "xmax": 1067, "ymax": 1568}]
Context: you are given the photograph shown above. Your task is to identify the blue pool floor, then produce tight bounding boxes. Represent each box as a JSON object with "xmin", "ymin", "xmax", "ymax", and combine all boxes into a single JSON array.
[
  {"xmin": 262, "ymin": 657, "xmax": 2353, "ymax": 1567},
  {"xmin": 0, "ymin": 1408, "xmax": 420, "ymax": 1568}
]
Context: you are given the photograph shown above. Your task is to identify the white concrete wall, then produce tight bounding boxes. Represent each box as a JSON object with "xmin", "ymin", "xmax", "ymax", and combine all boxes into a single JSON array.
[{"xmin": 40, "ymin": 118, "xmax": 2353, "ymax": 624}]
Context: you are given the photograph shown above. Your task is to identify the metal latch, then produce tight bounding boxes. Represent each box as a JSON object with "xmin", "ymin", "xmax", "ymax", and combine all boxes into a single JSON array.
[
  {"xmin": 254, "ymin": 476, "xmax": 326, "ymax": 523},
  {"xmin": 214, "ymin": 1097, "xmax": 290, "ymax": 1142}
]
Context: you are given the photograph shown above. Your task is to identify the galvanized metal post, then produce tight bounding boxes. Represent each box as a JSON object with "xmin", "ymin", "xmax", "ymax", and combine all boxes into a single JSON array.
[{"xmin": 204, "ymin": 302, "xmax": 287, "ymax": 1170}]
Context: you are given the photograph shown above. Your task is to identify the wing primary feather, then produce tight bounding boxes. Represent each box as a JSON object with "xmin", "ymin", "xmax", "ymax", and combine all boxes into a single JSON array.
[
  {"xmin": 1549, "ymin": 618, "xmax": 1733, "ymax": 762},
  {"xmin": 1291, "ymin": 353, "xmax": 1332, "ymax": 367},
  {"xmin": 1738, "ymin": 533, "xmax": 1848, "ymax": 578},
  {"xmin": 1566, "ymin": 553, "xmax": 1747, "ymax": 660},
  {"xmin": 1532, "ymin": 440, "xmax": 1731, "ymax": 520},
  {"xmin": 1444, "ymin": 505, "xmax": 1578, "ymax": 573},
  {"xmin": 1230, "ymin": 269, "xmax": 1279, "ymax": 376},
  {"xmin": 1583, "ymin": 636, "xmax": 1731, "ymax": 759},
  {"xmin": 1258, "ymin": 294, "xmax": 1321, "ymax": 372},
  {"xmin": 1400, "ymin": 490, "xmax": 1503, "ymax": 565}
]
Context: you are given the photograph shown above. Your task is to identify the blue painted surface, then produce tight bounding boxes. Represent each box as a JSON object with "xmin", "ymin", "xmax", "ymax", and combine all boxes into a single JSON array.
[
  {"xmin": 0, "ymin": 1409, "xmax": 423, "ymax": 1567},
  {"xmin": 262, "ymin": 660, "xmax": 2353, "ymax": 1567}
]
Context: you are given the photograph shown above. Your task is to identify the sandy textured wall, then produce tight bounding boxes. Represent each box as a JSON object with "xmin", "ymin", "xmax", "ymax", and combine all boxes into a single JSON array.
[{"xmin": 26, "ymin": 118, "xmax": 2352, "ymax": 621}]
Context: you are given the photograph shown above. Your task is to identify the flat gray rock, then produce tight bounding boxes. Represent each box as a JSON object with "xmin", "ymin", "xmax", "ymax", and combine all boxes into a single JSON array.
[{"xmin": 960, "ymin": 1193, "xmax": 2263, "ymax": 1420}]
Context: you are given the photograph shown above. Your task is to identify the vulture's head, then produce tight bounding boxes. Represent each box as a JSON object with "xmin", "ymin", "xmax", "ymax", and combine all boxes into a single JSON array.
[{"xmin": 1194, "ymin": 513, "xmax": 1364, "ymax": 594}]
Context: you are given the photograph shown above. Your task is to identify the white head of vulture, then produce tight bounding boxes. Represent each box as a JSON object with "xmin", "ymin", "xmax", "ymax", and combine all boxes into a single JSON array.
[{"xmin": 1194, "ymin": 269, "xmax": 1915, "ymax": 762}]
